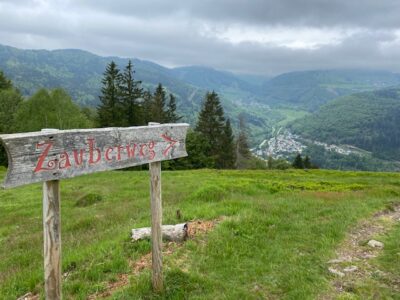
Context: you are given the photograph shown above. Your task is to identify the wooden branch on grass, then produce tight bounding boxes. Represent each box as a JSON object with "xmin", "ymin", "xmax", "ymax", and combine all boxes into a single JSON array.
[{"xmin": 132, "ymin": 223, "xmax": 188, "ymax": 242}]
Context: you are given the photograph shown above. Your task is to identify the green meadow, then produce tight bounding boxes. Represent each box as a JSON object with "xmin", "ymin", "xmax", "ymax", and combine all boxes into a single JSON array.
[{"xmin": 0, "ymin": 167, "xmax": 399, "ymax": 299}]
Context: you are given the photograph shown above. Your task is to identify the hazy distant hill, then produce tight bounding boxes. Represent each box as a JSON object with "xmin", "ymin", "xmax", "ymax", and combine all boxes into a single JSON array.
[
  {"xmin": 0, "ymin": 44, "xmax": 279, "ymax": 141},
  {"xmin": 262, "ymin": 70, "xmax": 400, "ymax": 111},
  {"xmin": 0, "ymin": 44, "xmax": 207, "ymax": 121},
  {"xmin": 0, "ymin": 44, "xmax": 276, "ymax": 127},
  {"xmin": 2, "ymin": 43, "xmax": 400, "ymax": 171},
  {"xmin": 290, "ymin": 87, "xmax": 400, "ymax": 161},
  {"xmin": 171, "ymin": 66, "xmax": 261, "ymax": 94}
]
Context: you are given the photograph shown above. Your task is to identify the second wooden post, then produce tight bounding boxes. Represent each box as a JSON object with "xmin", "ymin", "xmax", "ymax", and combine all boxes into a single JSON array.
[
  {"xmin": 149, "ymin": 122, "xmax": 163, "ymax": 292},
  {"xmin": 43, "ymin": 179, "xmax": 62, "ymax": 299}
]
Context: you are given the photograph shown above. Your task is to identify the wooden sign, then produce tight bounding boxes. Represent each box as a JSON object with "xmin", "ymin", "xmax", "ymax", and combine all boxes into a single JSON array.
[
  {"xmin": 0, "ymin": 123, "xmax": 189, "ymax": 188},
  {"xmin": 1, "ymin": 123, "xmax": 187, "ymax": 298}
]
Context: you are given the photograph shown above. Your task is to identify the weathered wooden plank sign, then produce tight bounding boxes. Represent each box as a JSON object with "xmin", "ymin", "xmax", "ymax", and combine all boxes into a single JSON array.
[
  {"xmin": 0, "ymin": 123, "xmax": 189, "ymax": 188},
  {"xmin": 0, "ymin": 123, "xmax": 189, "ymax": 299}
]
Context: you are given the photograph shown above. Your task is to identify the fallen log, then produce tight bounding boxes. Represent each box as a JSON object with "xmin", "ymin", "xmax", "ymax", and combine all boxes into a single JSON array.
[{"xmin": 132, "ymin": 223, "xmax": 188, "ymax": 242}]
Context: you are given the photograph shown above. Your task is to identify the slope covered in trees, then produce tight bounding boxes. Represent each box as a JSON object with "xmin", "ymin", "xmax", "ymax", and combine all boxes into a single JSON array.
[
  {"xmin": 290, "ymin": 87, "xmax": 400, "ymax": 161},
  {"xmin": 4, "ymin": 44, "xmax": 400, "ymax": 143},
  {"xmin": 0, "ymin": 44, "xmax": 205, "ymax": 119},
  {"xmin": 262, "ymin": 70, "xmax": 400, "ymax": 111}
]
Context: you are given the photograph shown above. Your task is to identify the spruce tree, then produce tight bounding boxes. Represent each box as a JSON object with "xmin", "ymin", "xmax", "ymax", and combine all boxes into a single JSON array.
[
  {"xmin": 195, "ymin": 91, "xmax": 226, "ymax": 167},
  {"xmin": 236, "ymin": 115, "xmax": 251, "ymax": 169},
  {"xmin": 141, "ymin": 90, "xmax": 153, "ymax": 124},
  {"xmin": 97, "ymin": 61, "xmax": 123, "ymax": 127},
  {"xmin": 219, "ymin": 118, "xmax": 236, "ymax": 168},
  {"xmin": 267, "ymin": 156, "xmax": 273, "ymax": 169},
  {"xmin": 150, "ymin": 83, "xmax": 167, "ymax": 123},
  {"xmin": 304, "ymin": 155, "xmax": 312, "ymax": 169},
  {"xmin": 292, "ymin": 154, "xmax": 304, "ymax": 169},
  {"xmin": 0, "ymin": 71, "xmax": 12, "ymax": 90},
  {"xmin": 120, "ymin": 60, "xmax": 143, "ymax": 126},
  {"xmin": 165, "ymin": 94, "xmax": 182, "ymax": 123}
]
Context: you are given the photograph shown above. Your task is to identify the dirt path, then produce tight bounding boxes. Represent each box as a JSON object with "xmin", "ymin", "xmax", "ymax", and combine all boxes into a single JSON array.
[{"xmin": 320, "ymin": 204, "xmax": 400, "ymax": 299}]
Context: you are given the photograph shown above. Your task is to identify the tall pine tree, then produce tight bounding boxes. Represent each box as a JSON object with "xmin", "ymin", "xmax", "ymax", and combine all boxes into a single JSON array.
[
  {"xmin": 195, "ymin": 91, "xmax": 226, "ymax": 168},
  {"xmin": 165, "ymin": 94, "xmax": 182, "ymax": 123},
  {"xmin": 141, "ymin": 90, "xmax": 153, "ymax": 124},
  {"xmin": 292, "ymin": 154, "xmax": 304, "ymax": 169},
  {"xmin": 219, "ymin": 118, "xmax": 236, "ymax": 168},
  {"xmin": 0, "ymin": 71, "xmax": 12, "ymax": 90},
  {"xmin": 150, "ymin": 83, "xmax": 167, "ymax": 123},
  {"xmin": 304, "ymin": 155, "xmax": 311, "ymax": 169},
  {"xmin": 98, "ymin": 61, "xmax": 123, "ymax": 127},
  {"xmin": 236, "ymin": 115, "xmax": 251, "ymax": 169},
  {"xmin": 120, "ymin": 60, "xmax": 143, "ymax": 126}
]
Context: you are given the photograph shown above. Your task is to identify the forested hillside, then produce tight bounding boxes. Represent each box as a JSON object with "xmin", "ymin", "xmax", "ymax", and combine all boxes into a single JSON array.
[
  {"xmin": 262, "ymin": 70, "xmax": 400, "ymax": 111},
  {"xmin": 2, "ymin": 43, "xmax": 400, "ymax": 170},
  {"xmin": 291, "ymin": 88, "xmax": 400, "ymax": 160},
  {"xmin": 0, "ymin": 44, "xmax": 206, "ymax": 120}
]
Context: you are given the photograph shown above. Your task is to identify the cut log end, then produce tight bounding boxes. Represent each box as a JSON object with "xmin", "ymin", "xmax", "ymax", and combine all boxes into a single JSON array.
[{"xmin": 132, "ymin": 223, "xmax": 188, "ymax": 242}]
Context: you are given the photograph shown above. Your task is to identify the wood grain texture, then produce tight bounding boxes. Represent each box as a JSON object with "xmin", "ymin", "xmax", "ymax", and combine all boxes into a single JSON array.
[
  {"xmin": 0, "ymin": 123, "xmax": 189, "ymax": 188},
  {"xmin": 150, "ymin": 159, "xmax": 163, "ymax": 291},
  {"xmin": 43, "ymin": 180, "xmax": 61, "ymax": 300},
  {"xmin": 131, "ymin": 223, "xmax": 188, "ymax": 242}
]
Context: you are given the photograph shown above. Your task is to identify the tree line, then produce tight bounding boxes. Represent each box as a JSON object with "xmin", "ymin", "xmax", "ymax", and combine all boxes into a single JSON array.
[
  {"xmin": 97, "ymin": 61, "xmax": 181, "ymax": 127},
  {"xmin": 0, "ymin": 61, "xmax": 285, "ymax": 169}
]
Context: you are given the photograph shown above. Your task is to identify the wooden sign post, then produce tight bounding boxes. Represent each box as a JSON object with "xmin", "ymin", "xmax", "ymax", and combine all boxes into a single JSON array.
[
  {"xmin": 148, "ymin": 122, "xmax": 163, "ymax": 292},
  {"xmin": 41, "ymin": 129, "xmax": 62, "ymax": 299},
  {"xmin": 0, "ymin": 123, "xmax": 189, "ymax": 299}
]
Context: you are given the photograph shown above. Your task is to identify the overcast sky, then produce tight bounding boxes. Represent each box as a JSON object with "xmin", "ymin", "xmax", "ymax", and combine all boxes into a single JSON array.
[{"xmin": 0, "ymin": 0, "xmax": 399, "ymax": 75}]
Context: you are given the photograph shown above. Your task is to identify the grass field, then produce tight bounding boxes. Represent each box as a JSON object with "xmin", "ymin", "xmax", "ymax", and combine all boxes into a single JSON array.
[{"xmin": 0, "ymin": 167, "xmax": 399, "ymax": 299}]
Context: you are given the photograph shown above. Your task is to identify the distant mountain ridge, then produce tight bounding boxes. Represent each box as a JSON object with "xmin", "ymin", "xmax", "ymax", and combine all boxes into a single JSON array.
[
  {"xmin": 2, "ymin": 43, "xmax": 400, "ymax": 171},
  {"xmin": 0, "ymin": 44, "xmax": 206, "ymax": 117},
  {"xmin": 171, "ymin": 66, "xmax": 261, "ymax": 95}
]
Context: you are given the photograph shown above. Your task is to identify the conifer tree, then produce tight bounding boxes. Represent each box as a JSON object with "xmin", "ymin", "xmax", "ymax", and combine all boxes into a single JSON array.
[
  {"xmin": 150, "ymin": 83, "xmax": 167, "ymax": 123},
  {"xmin": 219, "ymin": 118, "xmax": 236, "ymax": 168},
  {"xmin": 292, "ymin": 153, "xmax": 304, "ymax": 169},
  {"xmin": 0, "ymin": 71, "xmax": 12, "ymax": 90},
  {"xmin": 165, "ymin": 94, "xmax": 182, "ymax": 123},
  {"xmin": 304, "ymin": 155, "xmax": 312, "ymax": 169},
  {"xmin": 120, "ymin": 60, "xmax": 143, "ymax": 126},
  {"xmin": 97, "ymin": 61, "xmax": 123, "ymax": 127},
  {"xmin": 195, "ymin": 91, "xmax": 226, "ymax": 166},
  {"xmin": 267, "ymin": 156, "xmax": 273, "ymax": 169},
  {"xmin": 141, "ymin": 90, "xmax": 153, "ymax": 124},
  {"xmin": 236, "ymin": 115, "xmax": 251, "ymax": 168}
]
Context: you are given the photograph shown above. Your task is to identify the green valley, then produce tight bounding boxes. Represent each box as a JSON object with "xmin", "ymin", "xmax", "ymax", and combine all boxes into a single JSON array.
[{"xmin": 1, "ymin": 43, "xmax": 400, "ymax": 171}]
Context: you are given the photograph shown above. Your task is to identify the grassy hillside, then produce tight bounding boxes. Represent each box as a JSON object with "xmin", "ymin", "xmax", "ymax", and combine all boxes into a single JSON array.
[
  {"xmin": 1, "ymin": 167, "xmax": 400, "ymax": 299},
  {"xmin": 262, "ymin": 70, "xmax": 400, "ymax": 111},
  {"xmin": 291, "ymin": 87, "xmax": 400, "ymax": 161}
]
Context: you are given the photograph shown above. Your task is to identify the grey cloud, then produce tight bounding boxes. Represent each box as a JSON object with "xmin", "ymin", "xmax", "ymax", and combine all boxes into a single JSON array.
[
  {"xmin": 0, "ymin": 0, "xmax": 399, "ymax": 75},
  {"xmin": 75, "ymin": 0, "xmax": 400, "ymax": 29}
]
